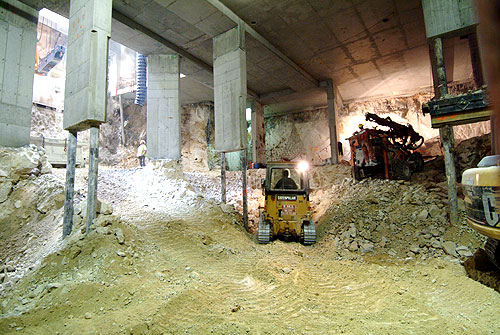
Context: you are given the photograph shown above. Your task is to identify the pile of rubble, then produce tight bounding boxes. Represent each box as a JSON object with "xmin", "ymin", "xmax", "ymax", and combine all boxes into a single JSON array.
[
  {"xmin": 0, "ymin": 145, "xmax": 125, "ymax": 294},
  {"xmin": 0, "ymin": 146, "xmax": 63, "ymax": 287},
  {"xmin": 318, "ymin": 177, "xmax": 484, "ymax": 262}
]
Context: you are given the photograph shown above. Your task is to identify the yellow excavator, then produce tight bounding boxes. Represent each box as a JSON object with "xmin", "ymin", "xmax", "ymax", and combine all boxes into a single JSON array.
[
  {"xmin": 258, "ymin": 161, "xmax": 316, "ymax": 245},
  {"xmin": 462, "ymin": 155, "xmax": 500, "ymax": 267}
]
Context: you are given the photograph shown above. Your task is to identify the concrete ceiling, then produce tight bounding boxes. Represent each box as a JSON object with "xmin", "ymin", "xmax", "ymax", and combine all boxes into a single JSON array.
[{"xmin": 19, "ymin": 0, "xmax": 474, "ymax": 111}]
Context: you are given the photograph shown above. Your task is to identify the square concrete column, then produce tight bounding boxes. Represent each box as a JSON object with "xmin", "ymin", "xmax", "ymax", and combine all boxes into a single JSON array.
[
  {"xmin": 250, "ymin": 99, "xmax": 266, "ymax": 164},
  {"xmin": 147, "ymin": 54, "xmax": 181, "ymax": 160},
  {"xmin": 64, "ymin": 0, "xmax": 112, "ymax": 130},
  {"xmin": 63, "ymin": 0, "xmax": 112, "ymax": 236},
  {"xmin": 0, "ymin": 0, "xmax": 38, "ymax": 147},
  {"xmin": 213, "ymin": 25, "xmax": 247, "ymax": 152},
  {"xmin": 325, "ymin": 79, "xmax": 343, "ymax": 164}
]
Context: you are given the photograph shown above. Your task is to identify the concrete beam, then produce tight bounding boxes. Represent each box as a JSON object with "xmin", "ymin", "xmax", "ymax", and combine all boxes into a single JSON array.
[
  {"xmin": 112, "ymin": 9, "xmax": 212, "ymax": 74},
  {"xmin": 205, "ymin": 0, "xmax": 319, "ymax": 88},
  {"xmin": 112, "ymin": 9, "xmax": 259, "ymax": 101}
]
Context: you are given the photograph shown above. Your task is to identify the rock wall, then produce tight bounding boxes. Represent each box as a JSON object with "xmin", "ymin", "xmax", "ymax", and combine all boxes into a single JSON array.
[
  {"xmin": 181, "ymin": 103, "xmax": 218, "ymax": 171},
  {"xmin": 265, "ymin": 87, "xmax": 491, "ymax": 163},
  {"xmin": 0, "ymin": 146, "xmax": 65, "ymax": 287},
  {"xmin": 265, "ymin": 108, "xmax": 331, "ymax": 165}
]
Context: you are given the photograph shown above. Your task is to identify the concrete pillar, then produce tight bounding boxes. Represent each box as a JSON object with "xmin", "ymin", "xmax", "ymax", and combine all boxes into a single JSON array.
[
  {"xmin": 64, "ymin": 0, "xmax": 112, "ymax": 235},
  {"xmin": 64, "ymin": 0, "xmax": 112, "ymax": 131},
  {"xmin": 0, "ymin": 0, "xmax": 38, "ymax": 147},
  {"xmin": 147, "ymin": 54, "xmax": 181, "ymax": 160},
  {"xmin": 326, "ymin": 79, "xmax": 339, "ymax": 164},
  {"xmin": 213, "ymin": 25, "xmax": 247, "ymax": 153},
  {"xmin": 250, "ymin": 99, "xmax": 266, "ymax": 165}
]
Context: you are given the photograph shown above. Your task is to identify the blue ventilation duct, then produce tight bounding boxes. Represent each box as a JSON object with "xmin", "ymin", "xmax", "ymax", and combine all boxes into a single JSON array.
[{"xmin": 135, "ymin": 53, "xmax": 147, "ymax": 106}]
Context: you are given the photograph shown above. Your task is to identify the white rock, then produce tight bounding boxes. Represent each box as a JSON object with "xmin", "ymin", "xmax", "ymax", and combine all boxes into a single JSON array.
[
  {"xmin": 348, "ymin": 223, "xmax": 357, "ymax": 238},
  {"xmin": 99, "ymin": 202, "xmax": 113, "ymax": 215},
  {"xmin": 430, "ymin": 240, "xmax": 442, "ymax": 249},
  {"xmin": 409, "ymin": 245, "xmax": 420, "ymax": 254},
  {"xmin": 115, "ymin": 228, "xmax": 125, "ymax": 244},
  {"xmin": 14, "ymin": 200, "xmax": 22, "ymax": 209},
  {"xmin": 0, "ymin": 146, "xmax": 41, "ymax": 181},
  {"xmin": 0, "ymin": 181, "xmax": 12, "ymax": 203},
  {"xmin": 442, "ymin": 241, "xmax": 458, "ymax": 258},
  {"xmin": 348, "ymin": 241, "xmax": 359, "ymax": 252},
  {"xmin": 94, "ymin": 214, "xmax": 119, "ymax": 227},
  {"xmin": 359, "ymin": 243, "xmax": 374, "ymax": 253},
  {"xmin": 456, "ymin": 245, "xmax": 473, "ymax": 257},
  {"xmin": 418, "ymin": 209, "xmax": 428, "ymax": 220}
]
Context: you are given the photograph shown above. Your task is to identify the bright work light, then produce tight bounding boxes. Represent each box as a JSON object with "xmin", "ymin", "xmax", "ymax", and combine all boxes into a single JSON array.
[{"xmin": 298, "ymin": 161, "xmax": 309, "ymax": 173}]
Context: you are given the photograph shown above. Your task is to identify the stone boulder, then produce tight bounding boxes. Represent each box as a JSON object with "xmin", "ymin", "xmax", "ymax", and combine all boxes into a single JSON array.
[{"xmin": 0, "ymin": 145, "xmax": 52, "ymax": 182}]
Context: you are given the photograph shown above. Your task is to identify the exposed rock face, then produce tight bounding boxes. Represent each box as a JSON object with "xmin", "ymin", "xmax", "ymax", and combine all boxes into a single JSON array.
[
  {"xmin": 0, "ymin": 146, "xmax": 65, "ymax": 288},
  {"xmin": 181, "ymin": 103, "xmax": 217, "ymax": 171},
  {"xmin": 265, "ymin": 86, "xmax": 490, "ymax": 163},
  {"xmin": 455, "ymin": 133, "xmax": 491, "ymax": 179},
  {"xmin": 265, "ymin": 108, "xmax": 331, "ymax": 164},
  {"xmin": 0, "ymin": 145, "xmax": 52, "ymax": 182}
]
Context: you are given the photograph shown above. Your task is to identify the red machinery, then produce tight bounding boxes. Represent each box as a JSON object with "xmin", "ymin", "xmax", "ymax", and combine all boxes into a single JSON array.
[{"xmin": 348, "ymin": 113, "xmax": 424, "ymax": 180}]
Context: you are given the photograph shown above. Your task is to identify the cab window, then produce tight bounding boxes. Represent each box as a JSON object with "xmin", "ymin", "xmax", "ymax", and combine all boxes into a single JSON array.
[{"xmin": 270, "ymin": 168, "xmax": 302, "ymax": 190}]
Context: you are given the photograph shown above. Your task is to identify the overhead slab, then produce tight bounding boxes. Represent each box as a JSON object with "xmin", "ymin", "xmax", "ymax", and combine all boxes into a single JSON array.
[{"xmin": 15, "ymin": 0, "xmax": 475, "ymax": 112}]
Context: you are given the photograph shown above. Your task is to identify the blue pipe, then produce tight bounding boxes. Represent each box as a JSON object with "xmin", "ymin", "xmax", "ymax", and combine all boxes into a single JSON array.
[{"xmin": 135, "ymin": 53, "xmax": 147, "ymax": 106}]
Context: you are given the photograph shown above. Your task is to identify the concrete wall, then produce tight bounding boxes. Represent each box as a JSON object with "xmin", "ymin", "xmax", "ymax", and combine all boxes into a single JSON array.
[
  {"xmin": 0, "ymin": 0, "xmax": 38, "ymax": 147},
  {"xmin": 147, "ymin": 54, "xmax": 181, "ymax": 160}
]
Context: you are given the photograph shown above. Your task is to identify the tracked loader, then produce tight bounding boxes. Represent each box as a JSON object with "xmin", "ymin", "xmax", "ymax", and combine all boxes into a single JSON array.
[
  {"xmin": 462, "ymin": 155, "xmax": 500, "ymax": 268},
  {"xmin": 258, "ymin": 161, "xmax": 316, "ymax": 245}
]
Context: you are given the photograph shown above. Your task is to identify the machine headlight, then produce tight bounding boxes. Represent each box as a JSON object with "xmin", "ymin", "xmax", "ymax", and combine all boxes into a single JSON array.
[{"xmin": 298, "ymin": 161, "xmax": 309, "ymax": 173}]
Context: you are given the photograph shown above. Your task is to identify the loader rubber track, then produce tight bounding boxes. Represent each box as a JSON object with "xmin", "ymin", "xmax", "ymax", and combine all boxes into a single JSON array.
[
  {"xmin": 303, "ymin": 221, "xmax": 316, "ymax": 245},
  {"xmin": 258, "ymin": 215, "xmax": 271, "ymax": 244},
  {"xmin": 484, "ymin": 237, "xmax": 500, "ymax": 269}
]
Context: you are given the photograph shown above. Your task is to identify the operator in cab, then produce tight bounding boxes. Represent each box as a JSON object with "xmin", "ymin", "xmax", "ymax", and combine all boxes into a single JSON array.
[{"xmin": 275, "ymin": 169, "xmax": 298, "ymax": 189}]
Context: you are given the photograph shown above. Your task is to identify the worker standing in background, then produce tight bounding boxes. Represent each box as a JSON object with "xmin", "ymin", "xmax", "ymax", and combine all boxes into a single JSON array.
[{"xmin": 137, "ymin": 140, "xmax": 147, "ymax": 167}]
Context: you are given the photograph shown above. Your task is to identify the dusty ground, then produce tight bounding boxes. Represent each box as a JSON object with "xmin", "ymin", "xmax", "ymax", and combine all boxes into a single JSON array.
[{"xmin": 1, "ymin": 162, "xmax": 499, "ymax": 334}]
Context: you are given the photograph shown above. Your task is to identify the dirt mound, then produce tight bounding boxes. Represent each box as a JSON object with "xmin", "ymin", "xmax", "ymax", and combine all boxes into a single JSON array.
[
  {"xmin": 0, "ymin": 155, "xmax": 498, "ymax": 334},
  {"xmin": 317, "ymin": 177, "xmax": 484, "ymax": 262}
]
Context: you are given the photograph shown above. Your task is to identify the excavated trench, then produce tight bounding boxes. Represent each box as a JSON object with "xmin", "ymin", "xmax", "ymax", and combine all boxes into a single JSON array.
[{"xmin": 0, "ymin": 147, "xmax": 499, "ymax": 334}]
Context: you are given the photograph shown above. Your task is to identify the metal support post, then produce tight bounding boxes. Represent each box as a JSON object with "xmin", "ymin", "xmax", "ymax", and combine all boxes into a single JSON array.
[
  {"xmin": 119, "ymin": 94, "xmax": 126, "ymax": 145},
  {"xmin": 221, "ymin": 152, "xmax": 226, "ymax": 203},
  {"xmin": 62, "ymin": 131, "xmax": 77, "ymax": 238},
  {"xmin": 241, "ymin": 149, "xmax": 248, "ymax": 231},
  {"xmin": 440, "ymin": 125, "xmax": 459, "ymax": 225},
  {"xmin": 433, "ymin": 38, "xmax": 448, "ymax": 98},
  {"xmin": 491, "ymin": 114, "xmax": 498, "ymax": 155},
  {"xmin": 432, "ymin": 37, "xmax": 459, "ymax": 225},
  {"xmin": 86, "ymin": 126, "xmax": 99, "ymax": 233}
]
